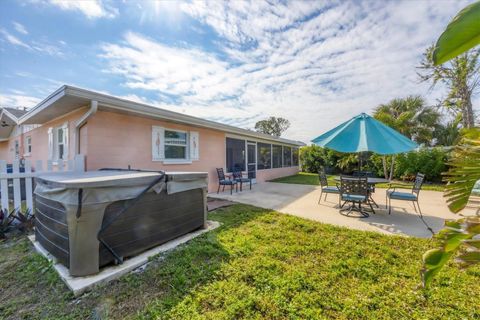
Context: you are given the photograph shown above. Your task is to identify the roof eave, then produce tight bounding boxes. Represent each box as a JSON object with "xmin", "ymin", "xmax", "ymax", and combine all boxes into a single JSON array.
[{"xmin": 19, "ymin": 85, "xmax": 305, "ymax": 146}]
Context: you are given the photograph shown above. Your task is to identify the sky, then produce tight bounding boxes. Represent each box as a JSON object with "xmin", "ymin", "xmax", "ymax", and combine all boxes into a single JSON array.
[{"xmin": 0, "ymin": 0, "xmax": 478, "ymax": 143}]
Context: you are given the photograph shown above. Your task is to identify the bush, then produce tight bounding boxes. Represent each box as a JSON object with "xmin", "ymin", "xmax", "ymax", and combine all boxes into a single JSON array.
[
  {"xmin": 395, "ymin": 148, "xmax": 448, "ymax": 182},
  {"xmin": 302, "ymin": 146, "xmax": 449, "ymax": 182}
]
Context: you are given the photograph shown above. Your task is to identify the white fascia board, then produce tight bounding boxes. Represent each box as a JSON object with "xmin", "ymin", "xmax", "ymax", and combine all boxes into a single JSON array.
[
  {"xmin": 18, "ymin": 85, "xmax": 305, "ymax": 146},
  {"xmin": 17, "ymin": 86, "xmax": 67, "ymax": 124},
  {"xmin": 64, "ymin": 86, "xmax": 305, "ymax": 146}
]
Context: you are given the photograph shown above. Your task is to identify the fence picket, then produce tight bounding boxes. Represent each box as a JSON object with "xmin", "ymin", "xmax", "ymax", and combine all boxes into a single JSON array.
[
  {"xmin": 35, "ymin": 160, "xmax": 43, "ymax": 173},
  {"xmin": 0, "ymin": 160, "xmax": 8, "ymax": 214},
  {"xmin": 67, "ymin": 160, "xmax": 73, "ymax": 171},
  {"xmin": 12, "ymin": 160, "xmax": 21, "ymax": 212},
  {"xmin": 0, "ymin": 155, "xmax": 85, "ymax": 214},
  {"xmin": 25, "ymin": 160, "xmax": 33, "ymax": 213}
]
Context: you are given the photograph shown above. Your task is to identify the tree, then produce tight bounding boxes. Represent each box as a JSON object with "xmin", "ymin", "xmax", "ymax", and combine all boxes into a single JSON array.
[
  {"xmin": 418, "ymin": 47, "xmax": 479, "ymax": 128},
  {"xmin": 254, "ymin": 117, "xmax": 290, "ymax": 137},
  {"xmin": 420, "ymin": 1, "xmax": 480, "ymax": 288},
  {"xmin": 373, "ymin": 95, "xmax": 442, "ymax": 146}
]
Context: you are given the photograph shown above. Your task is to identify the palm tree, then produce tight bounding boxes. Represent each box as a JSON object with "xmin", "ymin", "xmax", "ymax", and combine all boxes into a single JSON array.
[{"xmin": 373, "ymin": 95, "xmax": 442, "ymax": 146}]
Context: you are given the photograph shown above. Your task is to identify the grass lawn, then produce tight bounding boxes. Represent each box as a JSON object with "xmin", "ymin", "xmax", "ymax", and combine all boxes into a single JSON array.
[
  {"xmin": 270, "ymin": 172, "xmax": 446, "ymax": 191},
  {"xmin": 1, "ymin": 204, "xmax": 478, "ymax": 319}
]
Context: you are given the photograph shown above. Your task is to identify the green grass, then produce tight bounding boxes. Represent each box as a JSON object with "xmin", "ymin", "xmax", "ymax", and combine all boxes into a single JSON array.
[
  {"xmin": 270, "ymin": 172, "xmax": 446, "ymax": 191},
  {"xmin": 1, "ymin": 204, "xmax": 478, "ymax": 319}
]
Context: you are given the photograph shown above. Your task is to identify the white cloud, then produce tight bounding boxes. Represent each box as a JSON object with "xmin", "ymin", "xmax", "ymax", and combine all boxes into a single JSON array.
[
  {"xmin": 0, "ymin": 93, "xmax": 40, "ymax": 108},
  {"xmin": 100, "ymin": 1, "xmax": 476, "ymax": 142},
  {"xmin": 13, "ymin": 22, "xmax": 28, "ymax": 35},
  {"xmin": 0, "ymin": 29, "xmax": 31, "ymax": 49},
  {"xmin": 48, "ymin": 0, "xmax": 118, "ymax": 19}
]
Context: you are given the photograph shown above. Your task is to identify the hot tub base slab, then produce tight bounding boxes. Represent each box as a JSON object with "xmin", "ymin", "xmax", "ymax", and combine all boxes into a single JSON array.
[{"xmin": 28, "ymin": 220, "xmax": 220, "ymax": 297}]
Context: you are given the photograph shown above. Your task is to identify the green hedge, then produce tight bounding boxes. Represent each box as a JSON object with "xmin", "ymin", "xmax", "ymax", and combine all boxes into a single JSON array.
[{"xmin": 300, "ymin": 146, "xmax": 449, "ymax": 182}]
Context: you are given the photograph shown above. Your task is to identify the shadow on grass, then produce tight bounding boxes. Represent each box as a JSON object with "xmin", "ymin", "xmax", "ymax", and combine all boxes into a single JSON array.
[
  {"xmin": 0, "ymin": 204, "xmax": 268, "ymax": 319},
  {"xmin": 94, "ymin": 204, "xmax": 268, "ymax": 319}
]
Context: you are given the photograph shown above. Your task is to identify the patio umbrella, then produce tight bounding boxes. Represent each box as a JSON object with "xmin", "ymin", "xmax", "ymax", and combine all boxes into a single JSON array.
[
  {"xmin": 311, "ymin": 113, "xmax": 417, "ymax": 155},
  {"xmin": 312, "ymin": 113, "xmax": 418, "ymax": 177}
]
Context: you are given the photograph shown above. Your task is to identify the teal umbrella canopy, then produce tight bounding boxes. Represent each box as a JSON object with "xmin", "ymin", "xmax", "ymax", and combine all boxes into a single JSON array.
[{"xmin": 311, "ymin": 113, "xmax": 417, "ymax": 155}]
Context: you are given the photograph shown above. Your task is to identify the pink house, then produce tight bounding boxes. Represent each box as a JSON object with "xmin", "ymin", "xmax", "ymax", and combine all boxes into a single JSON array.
[{"xmin": 0, "ymin": 86, "xmax": 303, "ymax": 192}]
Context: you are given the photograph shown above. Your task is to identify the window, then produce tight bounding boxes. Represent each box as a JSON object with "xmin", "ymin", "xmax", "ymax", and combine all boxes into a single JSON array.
[
  {"xmin": 164, "ymin": 129, "xmax": 187, "ymax": 159},
  {"xmin": 152, "ymin": 127, "xmax": 199, "ymax": 162},
  {"xmin": 14, "ymin": 140, "xmax": 19, "ymax": 160},
  {"xmin": 292, "ymin": 147, "xmax": 299, "ymax": 166},
  {"xmin": 25, "ymin": 136, "xmax": 32, "ymax": 155},
  {"xmin": 283, "ymin": 146, "xmax": 292, "ymax": 167},
  {"xmin": 48, "ymin": 123, "xmax": 68, "ymax": 161},
  {"xmin": 257, "ymin": 143, "xmax": 271, "ymax": 170},
  {"xmin": 272, "ymin": 145, "xmax": 282, "ymax": 168},
  {"xmin": 226, "ymin": 138, "xmax": 245, "ymax": 172},
  {"xmin": 57, "ymin": 127, "xmax": 65, "ymax": 160}
]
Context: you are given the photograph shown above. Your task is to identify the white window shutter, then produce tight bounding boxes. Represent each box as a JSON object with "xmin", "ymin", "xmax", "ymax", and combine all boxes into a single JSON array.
[
  {"xmin": 47, "ymin": 127, "xmax": 54, "ymax": 160},
  {"xmin": 62, "ymin": 122, "xmax": 69, "ymax": 159},
  {"xmin": 189, "ymin": 131, "xmax": 199, "ymax": 160},
  {"xmin": 152, "ymin": 126, "xmax": 165, "ymax": 161}
]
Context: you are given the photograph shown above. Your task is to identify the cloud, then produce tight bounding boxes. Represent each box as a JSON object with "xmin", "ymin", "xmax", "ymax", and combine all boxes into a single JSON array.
[
  {"xmin": 100, "ymin": 1, "xmax": 475, "ymax": 142},
  {"xmin": 0, "ymin": 93, "xmax": 41, "ymax": 108},
  {"xmin": 48, "ymin": 0, "xmax": 118, "ymax": 19},
  {"xmin": 13, "ymin": 22, "xmax": 28, "ymax": 35},
  {"xmin": 0, "ymin": 29, "xmax": 31, "ymax": 49}
]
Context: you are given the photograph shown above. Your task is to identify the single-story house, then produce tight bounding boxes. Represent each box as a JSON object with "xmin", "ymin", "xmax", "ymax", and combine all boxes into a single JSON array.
[{"xmin": 0, "ymin": 85, "xmax": 304, "ymax": 192}]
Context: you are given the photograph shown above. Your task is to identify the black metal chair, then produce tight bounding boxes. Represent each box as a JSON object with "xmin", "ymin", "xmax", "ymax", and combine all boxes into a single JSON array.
[
  {"xmin": 352, "ymin": 170, "xmax": 378, "ymax": 207},
  {"xmin": 216, "ymin": 168, "xmax": 238, "ymax": 195},
  {"xmin": 232, "ymin": 167, "xmax": 252, "ymax": 191},
  {"xmin": 339, "ymin": 176, "xmax": 374, "ymax": 218},
  {"xmin": 386, "ymin": 173, "xmax": 425, "ymax": 215},
  {"xmin": 318, "ymin": 169, "xmax": 340, "ymax": 205}
]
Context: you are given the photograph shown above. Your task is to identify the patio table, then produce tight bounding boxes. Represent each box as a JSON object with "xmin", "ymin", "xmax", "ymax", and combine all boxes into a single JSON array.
[{"xmin": 334, "ymin": 177, "xmax": 390, "ymax": 214}]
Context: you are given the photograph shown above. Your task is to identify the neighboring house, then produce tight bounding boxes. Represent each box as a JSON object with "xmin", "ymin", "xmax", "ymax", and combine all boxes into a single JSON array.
[
  {"xmin": 0, "ymin": 86, "xmax": 304, "ymax": 192},
  {"xmin": 0, "ymin": 107, "xmax": 33, "ymax": 161}
]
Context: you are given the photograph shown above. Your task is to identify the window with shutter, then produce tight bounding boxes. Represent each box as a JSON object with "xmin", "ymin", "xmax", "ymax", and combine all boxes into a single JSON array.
[{"xmin": 189, "ymin": 131, "xmax": 199, "ymax": 160}]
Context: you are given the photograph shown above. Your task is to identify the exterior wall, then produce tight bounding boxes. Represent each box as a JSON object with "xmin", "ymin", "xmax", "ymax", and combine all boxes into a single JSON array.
[
  {"xmin": 0, "ymin": 141, "xmax": 9, "ymax": 161},
  {"xmin": 0, "ymin": 106, "xmax": 300, "ymax": 192},
  {"xmin": 256, "ymin": 166, "xmax": 299, "ymax": 183},
  {"xmin": 84, "ymin": 110, "xmax": 227, "ymax": 192},
  {"xmin": 0, "ymin": 107, "xmax": 87, "ymax": 169}
]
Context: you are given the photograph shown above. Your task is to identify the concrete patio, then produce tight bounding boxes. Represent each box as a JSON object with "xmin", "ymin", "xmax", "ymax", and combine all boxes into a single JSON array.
[{"xmin": 210, "ymin": 182, "xmax": 464, "ymax": 238}]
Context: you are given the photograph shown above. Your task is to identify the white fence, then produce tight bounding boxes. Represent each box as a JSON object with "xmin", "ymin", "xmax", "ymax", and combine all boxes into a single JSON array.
[{"xmin": 0, "ymin": 155, "xmax": 85, "ymax": 214}]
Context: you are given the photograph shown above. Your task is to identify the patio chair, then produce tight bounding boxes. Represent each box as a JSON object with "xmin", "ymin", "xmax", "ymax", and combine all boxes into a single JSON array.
[
  {"xmin": 216, "ymin": 168, "xmax": 238, "ymax": 195},
  {"xmin": 318, "ymin": 169, "xmax": 340, "ymax": 205},
  {"xmin": 386, "ymin": 172, "xmax": 425, "ymax": 215},
  {"xmin": 339, "ymin": 176, "xmax": 374, "ymax": 217},
  {"xmin": 232, "ymin": 167, "xmax": 252, "ymax": 191}
]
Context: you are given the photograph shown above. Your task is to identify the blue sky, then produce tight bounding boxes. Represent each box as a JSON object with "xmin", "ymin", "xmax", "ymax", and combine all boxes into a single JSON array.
[{"xmin": 0, "ymin": 0, "xmax": 477, "ymax": 142}]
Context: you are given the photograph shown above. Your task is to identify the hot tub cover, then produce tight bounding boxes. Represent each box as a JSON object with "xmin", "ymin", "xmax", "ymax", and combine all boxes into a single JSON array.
[{"xmin": 35, "ymin": 171, "xmax": 208, "ymax": 206}]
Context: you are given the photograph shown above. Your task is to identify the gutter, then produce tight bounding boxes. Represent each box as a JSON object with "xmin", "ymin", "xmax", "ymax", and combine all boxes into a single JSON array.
[{"xmin": 75, "ymin": 100, "xmax": 97, "ymax": 154}]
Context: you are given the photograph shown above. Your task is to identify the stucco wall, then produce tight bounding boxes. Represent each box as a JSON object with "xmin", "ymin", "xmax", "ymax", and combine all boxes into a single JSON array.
[
  {"xmin": 85, "ymin": 110, "xmax": 227, "ymax": 192},
  {"xmin": 0, "ymin": 141, "xmax": 9, "ymax": 161},
  {"xmin": 256, "ymin": 166, "xmax": 299, "ymax": 183},
  {"xmin": 0, "ymin": 108, "xmax": 87, "ymax": 168}
]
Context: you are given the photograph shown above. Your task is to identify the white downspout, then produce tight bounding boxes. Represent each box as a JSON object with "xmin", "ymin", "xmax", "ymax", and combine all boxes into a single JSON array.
[{"xmin": 75, "ymin": 100, "xmax": 98, "ymax": 155}]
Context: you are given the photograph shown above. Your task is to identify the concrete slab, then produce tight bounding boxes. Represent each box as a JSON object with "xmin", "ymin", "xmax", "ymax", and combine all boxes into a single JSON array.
[
  {"xmin": 29, "ymin": 220, "xmax": 220, "ymax": 297},
  {"xmin": 210, "ymin": 182, "xmax": 465, "ymax": 238}
]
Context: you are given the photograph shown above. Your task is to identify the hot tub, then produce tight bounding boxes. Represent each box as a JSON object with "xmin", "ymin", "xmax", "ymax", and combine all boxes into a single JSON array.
[{"xmin": 34, "ymin": 170, "xmax": 208, "ymax": 276}]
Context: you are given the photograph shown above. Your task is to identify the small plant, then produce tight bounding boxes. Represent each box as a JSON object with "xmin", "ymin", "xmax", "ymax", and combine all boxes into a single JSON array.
[{"xmin": 0, "ymin": 208, "xmax": 35, "ymax": 240}]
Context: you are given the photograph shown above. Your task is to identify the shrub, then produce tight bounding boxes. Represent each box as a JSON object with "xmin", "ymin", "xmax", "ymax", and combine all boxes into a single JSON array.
[
  {"xmin": 302, "ymin": 146, "xmax": 449, "ymax": 182},
  {"xmin": 395, "ymin": 148, "xmax": 448, "ymax": 182}
]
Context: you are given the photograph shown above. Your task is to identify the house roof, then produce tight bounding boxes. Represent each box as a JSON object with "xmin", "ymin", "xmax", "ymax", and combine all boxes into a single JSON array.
[
  {"xmin": 0, "ymin": 107, "xmax": 28, "ymax": 141},
  {"xmin": 19, "ymin": 85, "xmax": 305, "ymax": 146}
]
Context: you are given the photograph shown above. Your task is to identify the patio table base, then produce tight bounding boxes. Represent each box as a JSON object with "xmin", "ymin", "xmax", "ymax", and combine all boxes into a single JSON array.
[{"xmin": 339, "ymin": 202, "xmax": 374, "ymax": 218}]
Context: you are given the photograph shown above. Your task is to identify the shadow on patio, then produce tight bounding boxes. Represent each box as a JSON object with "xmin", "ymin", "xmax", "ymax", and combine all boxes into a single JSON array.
[{"xmin": 210, "ymin": 181, "xmax": 461, "ymax": 238}]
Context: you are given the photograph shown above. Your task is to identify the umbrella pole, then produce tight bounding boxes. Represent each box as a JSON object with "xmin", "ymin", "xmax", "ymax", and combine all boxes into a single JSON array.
[
  {"xmin": 389, "ymin": 154, "xmax": 395, "ymax": 181},
  {"xmin": 382, "ymin": 156, "xmax": 388, "ymax": 179}
]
